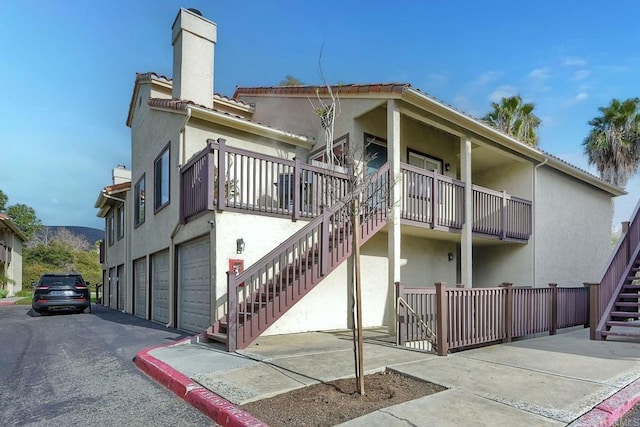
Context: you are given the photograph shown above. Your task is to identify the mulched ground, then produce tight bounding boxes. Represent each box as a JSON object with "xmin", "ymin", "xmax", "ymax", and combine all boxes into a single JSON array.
[{"xmin": 241, "ymin": 370, "xmax": 446, "ymax": 426}]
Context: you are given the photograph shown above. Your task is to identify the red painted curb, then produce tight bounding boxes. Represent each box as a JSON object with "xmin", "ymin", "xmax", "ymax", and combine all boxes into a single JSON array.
[
  {"xmin": 0, "ymin": 301, "xmax": 16, "ymax": 306},
  {"xmin": 134, "ymin": 339, "xmax": 268, "ymax": 427},
  {"xmin": 571, "ymin": 378, "xmax": 640, "ymax": 427}
]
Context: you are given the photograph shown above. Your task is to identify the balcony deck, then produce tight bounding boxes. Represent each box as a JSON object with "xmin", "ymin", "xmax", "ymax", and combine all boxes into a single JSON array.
[{"xmin": 181, "ymin": 139, "xmax": 532, "ymax": 242}]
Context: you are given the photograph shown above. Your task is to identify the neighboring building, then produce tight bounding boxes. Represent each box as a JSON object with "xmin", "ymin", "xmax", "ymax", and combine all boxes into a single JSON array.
[
  {"xmin": 95, "ymin": 166, "xmax": 131, "ymax": 312},
  {"xmin": 0, "ymin": 213, "xmax": 26, "ymax": 296},
  {"xmin": 96, "ymin": 9, "xmax": 625, "ymax": 350}
]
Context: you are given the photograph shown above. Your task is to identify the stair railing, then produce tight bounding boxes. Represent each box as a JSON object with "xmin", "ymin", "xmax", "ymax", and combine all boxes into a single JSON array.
[
  {"xmin": 594, "ymin": 198, "xmax": 640, "ymax": 336},
  {"xmin": 226, "ymin": 163, "xmax": 391, "ymax": 350}
]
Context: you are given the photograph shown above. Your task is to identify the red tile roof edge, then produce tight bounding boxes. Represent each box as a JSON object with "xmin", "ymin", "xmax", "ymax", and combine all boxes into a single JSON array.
[
  {"xmin": 233, "ymin": 83, "xmax": 410, "ymax": 98},
  {"xmin": 104, "ymin": 182, "xmax": 132, "ymax": 193}
]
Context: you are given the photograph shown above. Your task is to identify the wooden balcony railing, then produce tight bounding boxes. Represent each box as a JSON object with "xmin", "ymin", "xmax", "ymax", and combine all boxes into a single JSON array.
[
  {"xmin": 400, "ymin": 165, "xmax": 532, "ymax": 240},
  {"xmin": 180, "ymin": 141, "xmax": 532, "ymax": 241},
  {"xmin": 180, "ymin": 138, "xmax": 351, "ymax": 223}
]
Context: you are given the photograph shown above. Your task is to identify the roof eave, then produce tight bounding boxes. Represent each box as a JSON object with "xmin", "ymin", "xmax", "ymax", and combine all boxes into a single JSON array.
[
  {"xmin": 402, "ymin": 87, "xmax": 625, "ymax": 197},
  {"xmin": 0, "ymin": 217, "xmax": 27, "ymax": 241}
]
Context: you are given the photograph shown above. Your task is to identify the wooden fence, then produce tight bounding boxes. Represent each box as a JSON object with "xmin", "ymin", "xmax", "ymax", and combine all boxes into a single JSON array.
[{"xmin": 396, "ymin": 282, "xmax": 589, "ymax": 355}]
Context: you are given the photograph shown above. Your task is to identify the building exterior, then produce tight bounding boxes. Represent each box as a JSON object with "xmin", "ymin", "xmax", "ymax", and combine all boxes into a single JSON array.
[
  {"xmin": 96, "ymin": 8, "xmax": 624, "ymax": 350},
  {"xmin": 0, "ymin": 213, "xmax": 26, "ymax": 296}
]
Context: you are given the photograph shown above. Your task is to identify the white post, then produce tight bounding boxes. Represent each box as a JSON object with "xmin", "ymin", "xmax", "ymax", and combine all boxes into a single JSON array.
[
  {"xmin": 460, "ymin": 137, "xmax": 473, "ymax": 287},
  {"xmin": 387, "ymin": 100, "xmax": 401, "ymax": 332}
]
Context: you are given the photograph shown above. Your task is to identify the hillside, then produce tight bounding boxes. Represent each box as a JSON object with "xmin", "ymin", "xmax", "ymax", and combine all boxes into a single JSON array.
[{"xmin": 47, "ymin": 226, "xmax": 104, "ymax": 246}]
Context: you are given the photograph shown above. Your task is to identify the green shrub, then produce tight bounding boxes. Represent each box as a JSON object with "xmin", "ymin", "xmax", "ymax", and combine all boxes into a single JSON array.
[
  {"xmin": 15, "ymin": 290, "xmax": 32, "ymax": 298},
  {"xmin": 0, "ymin": 289, "xmax": 7, "ymax": 299}
]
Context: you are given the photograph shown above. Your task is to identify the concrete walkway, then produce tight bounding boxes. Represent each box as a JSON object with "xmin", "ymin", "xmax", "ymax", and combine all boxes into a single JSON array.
[{"xmin": 135, "ymin": 327, "xmax": 640, "ymax": 426}]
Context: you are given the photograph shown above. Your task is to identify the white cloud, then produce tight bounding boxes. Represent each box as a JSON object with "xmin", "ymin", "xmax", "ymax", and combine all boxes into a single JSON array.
[
  {"xmin": 563, "ymin": 92, "xmax": 589, "ymax": 107},
  {"xmin": 570, "ymin": 69, "xmax": 591, "ymax": 81},
  {"xmin": 562, "ymin": 57, "xmax": 588, "ymax": 67},
  {"xmin": 488, "ymin": 85, "xmax": 518, "ymax": 102},
  {"xmin": 473, "ymin": 71, "xmax": 502, "ymax": 86},
  {"xmin": 527, "ymin": 67, "xmax": 551, "ymax": 82}
]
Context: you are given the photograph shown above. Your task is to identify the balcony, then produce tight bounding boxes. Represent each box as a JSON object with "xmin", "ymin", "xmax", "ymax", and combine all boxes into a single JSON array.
[
  {"xmin": 180, "ymin": 140, "xmax": 532, "ymax": 242},
  {"xmin": 400, "ymin": 164, "xmax": 531, "ymax": 241}
]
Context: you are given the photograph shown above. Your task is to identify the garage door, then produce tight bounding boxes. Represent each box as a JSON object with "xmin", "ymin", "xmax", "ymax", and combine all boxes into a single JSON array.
[
  {"xmin": 109, "ymin": 267, "xmax": 117, "ymax": 309},
  {"xmin": 151, "ymin": 250, "xmax": 170, "ymax": 324},
  {"xmin": 178, "ymin": 236, "xmax": 211, "ymax": 332},
  {"xmin": 117, "ymin": 264, "xmax": 125, "ymax": 311},
  {"xmin": 133, "ymin": 258, "xmax": 147, "ymax": 318}
]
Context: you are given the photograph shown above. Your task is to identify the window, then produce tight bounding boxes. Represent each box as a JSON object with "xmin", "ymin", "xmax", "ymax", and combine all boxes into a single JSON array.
[
  {"xmin": 309, "ymin": 134, "xmax": 349, "ymax": 172},
  {"xmin": 365, "ymin": 133, "xmax": 387, "ymax": 175},
  {"xmin": 107, "ymin": 214, "xmax": 114, "ymax": 246},
  {"xmin": 116, "ymin": 204, "xmax": 124, "ymax": 240},
  {"xmin": 154, "ymin": 145, "xmax": 170, "ymax": 211},
  {"xmin": 408, "ymin": 149, "xmax": 443, "ymax": 173},
  {"xmin": 135, "ymin": 175, "xmax": 145, "ymax": 226}
]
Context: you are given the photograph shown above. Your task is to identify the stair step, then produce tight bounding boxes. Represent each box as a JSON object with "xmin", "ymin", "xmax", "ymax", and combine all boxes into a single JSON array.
[
  {"xmin": 611, "ymin": 311, "xmax": 640, "ymax": 318},
  {"xmin": 206, "ymin": 332, "xmax": 228, "ymax": 344},
  {"xmin": 619, "ymin": 293, "xmax": 639, "ymax": 298},
  {"xmin": 615, "ymin": 302, "xmax": 640, "ymax": 307},
  {"xmin": 606, "ymin": 321, "xmax": 640, "ymax": 328},
  {"xmin": 623, "ymin": 284, "xmax": 640, "ymax": 290},
  {"xmin": 600, "ymin": 330, "xmax": 640, "ymax": 338}
]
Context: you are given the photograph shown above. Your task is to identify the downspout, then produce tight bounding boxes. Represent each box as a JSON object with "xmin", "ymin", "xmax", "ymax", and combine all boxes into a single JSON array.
[
  {"xmin": 533, "ymin": 158, "xmax": 548, "ymax": 287},
  {"xmin": 102, "ymin": 192, "xmax": 128, "ymax": 312},
  {"xmin": 167, "ymin": 109, "xmax": 190, "ymax": 328}
]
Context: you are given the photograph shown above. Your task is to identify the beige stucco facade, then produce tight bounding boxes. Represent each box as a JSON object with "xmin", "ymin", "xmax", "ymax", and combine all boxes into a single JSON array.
[
  {"xmin": 0, "ymin": 216, "xmax": 24, "ymax": 296},
  {"xmin": 96, "ymin": 8, "xmax": 624, "ymax": 342}
]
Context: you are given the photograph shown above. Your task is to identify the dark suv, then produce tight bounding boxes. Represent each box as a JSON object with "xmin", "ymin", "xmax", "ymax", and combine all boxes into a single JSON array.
[{"xmin": 32, "ymin": 273, "xmax": 91, "ymax": 314}]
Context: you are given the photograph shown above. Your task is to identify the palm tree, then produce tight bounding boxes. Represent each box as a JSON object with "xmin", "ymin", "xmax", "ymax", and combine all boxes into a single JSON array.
[
  {"xmin": 583, "ymin": 98, "xmax": 640, "ymax": 188},
  {"xmin": 483, "ymin": 95, "xmax": 541, "ymax": 146}
]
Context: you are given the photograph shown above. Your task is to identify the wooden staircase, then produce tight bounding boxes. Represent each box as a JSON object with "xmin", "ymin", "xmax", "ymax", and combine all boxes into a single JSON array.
[
  {"xmin": 598, "ymin": 248, "xmax": 640, "ymax": 339},
  {"xmin": 207, "ymin": 164, "xmax": 391, "ymax": 351}
]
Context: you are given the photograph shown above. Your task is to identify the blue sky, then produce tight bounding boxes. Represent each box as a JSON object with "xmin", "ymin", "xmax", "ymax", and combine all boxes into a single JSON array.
[{"xmin": 1, "ymin": 1, "xmax": 638, "ymax": 231}]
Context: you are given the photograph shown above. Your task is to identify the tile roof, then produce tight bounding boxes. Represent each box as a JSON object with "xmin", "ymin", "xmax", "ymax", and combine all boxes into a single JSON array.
[
  {"xmin": 146, "ymin": 98, "xmax": 312, "ymax": 144},
  {"xmin": 137, "ymin": 72, "xmax": 254, "ymax": 108},
  {"xmin": 233, "ymin": 82, "xmax": 620, "ymax": 192},
  {"xmin": 233, "ymin": 83, "xmax": 409, "ymax": 98},
  {"xmin": 104, "ymin": 182, "xmax": 131, "ymax": 194}
]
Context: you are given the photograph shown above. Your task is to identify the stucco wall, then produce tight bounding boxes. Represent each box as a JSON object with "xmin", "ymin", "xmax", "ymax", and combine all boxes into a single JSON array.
[
  {"xmin": 9, "ymin": 235, "xmax": 22, "ymax": 295},
  {"xmin": 399, "ymin": 234, "xmax": 457, "ymax": 287},
  {"xmin": 535, "ymin": 166, "xmax": 613, "ymax": 287},
  {"xmin": 262, "ymin": 232, "xmax": 459, "ymax": 336},
  {"xmin": 473, "ymin": 243, "xmax": 533, "ymax": 287},
  {"xmin": 263, "ymin": 232, "xmax": 390, "ymax": 335},
  {"xmin": 474, "ymin": 160, "xmax": 533, "ymax": 199},
  {"xmin": 212, "ymin": 211, "xmax": 308, "ymax": 319}
]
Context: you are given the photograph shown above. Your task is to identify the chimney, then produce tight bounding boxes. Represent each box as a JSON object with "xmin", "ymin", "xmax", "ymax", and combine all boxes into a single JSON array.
[
  {"xmin": 112, "ymin": 165, "xmax": 131, "ymax": 185},
  {"xmin": 171, "ymin": 8, "xmax": 217, "ymax": 109}
]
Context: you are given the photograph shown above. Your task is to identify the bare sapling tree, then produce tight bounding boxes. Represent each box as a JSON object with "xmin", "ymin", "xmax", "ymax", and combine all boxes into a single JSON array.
[{"xmin": 309, "ymin": 59, "xmax": 395, "ymax": 395}]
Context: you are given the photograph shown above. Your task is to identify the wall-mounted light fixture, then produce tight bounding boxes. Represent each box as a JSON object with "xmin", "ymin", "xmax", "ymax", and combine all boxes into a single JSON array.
[
  {"xmin": 448, "ymin": 252, "xmax": 454, "ymax": 261},
  {"xmin": 236, "ymin": 238, "xmax": 245, "ymax": 254},
  {"xmin": 445, "ymin": 163, "xmax": 451, "ymax": 171}
]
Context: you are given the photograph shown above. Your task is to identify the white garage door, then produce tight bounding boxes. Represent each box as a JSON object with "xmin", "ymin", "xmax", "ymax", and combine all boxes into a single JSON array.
[
  {"xmin": 109, "ymin": 267, "xmax": 117, "ymax": 309},
  {"xmin": 117, "ymin": 264, "xmax": 125, "ymax": 311},
  {"xmin": 151, "ymin": 250, "xmax": 170, "ymax": 324},
  {"xmin": 134, "ymin": 258, "xmax": 147, "ymax": 318},
  {"xmin": 178, "ymin": 236, "xmax": 211, "ymax": 332}
]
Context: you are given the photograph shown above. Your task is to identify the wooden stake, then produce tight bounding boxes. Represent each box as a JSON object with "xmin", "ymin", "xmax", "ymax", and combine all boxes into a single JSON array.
[{"xmin": 353, "ymin": 198, "xmax": 365, "ymax": 394}]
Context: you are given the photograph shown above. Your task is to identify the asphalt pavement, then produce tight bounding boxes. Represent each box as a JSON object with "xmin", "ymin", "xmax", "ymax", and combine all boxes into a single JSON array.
[{"xmin": 0, "ymin": 302, "xmax": 214, "ymax": 426}]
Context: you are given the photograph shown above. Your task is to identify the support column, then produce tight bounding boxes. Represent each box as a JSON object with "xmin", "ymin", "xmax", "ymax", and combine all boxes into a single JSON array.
[
  {"xmin": 387, "ymin": 100, "xmax": 401, "ymax": 334},
  {"xmin": 460, "ymin": 137, "xmax": 473, "ymax": 287}
]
